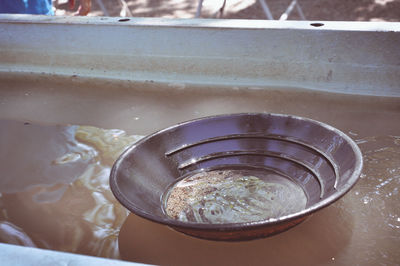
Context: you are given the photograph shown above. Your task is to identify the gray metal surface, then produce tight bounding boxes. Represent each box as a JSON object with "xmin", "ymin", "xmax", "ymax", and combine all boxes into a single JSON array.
[
  {"xmin": 0, "ymin": 243, "xmax": 145, "ymax": 266},
  {"xmin": 0, "ymin": 15, "xmax": 399, "ymax": 97}
]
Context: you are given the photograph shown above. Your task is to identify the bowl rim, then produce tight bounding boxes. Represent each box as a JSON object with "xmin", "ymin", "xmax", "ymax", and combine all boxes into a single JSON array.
[{"xmin": 110, "ymin": 112, "xmax": 363, "ymax": 231}]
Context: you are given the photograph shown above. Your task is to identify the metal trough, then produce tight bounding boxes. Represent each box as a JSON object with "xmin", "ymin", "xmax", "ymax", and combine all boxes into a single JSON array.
[{"xmin": 0, "ymin": 15, "xmax": 399, "ymax": 265}]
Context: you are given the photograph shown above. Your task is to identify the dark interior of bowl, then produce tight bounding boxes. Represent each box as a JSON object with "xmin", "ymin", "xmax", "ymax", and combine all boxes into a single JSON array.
[{"xmin": 110, "ymin": 113, "xmax": 362, "ymax": 241}]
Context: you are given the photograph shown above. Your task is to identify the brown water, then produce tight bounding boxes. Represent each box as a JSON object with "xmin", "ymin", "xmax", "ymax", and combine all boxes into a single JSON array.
[
  {"xmin": 0, "ymin": 121, "xmax": 142, "ymax": 258},
  {"xmin": 0, "ymin": 74, "xmax": 399, "ymax": 265},
  {"xmin": 164, "ymin": 170, "xmax": 307, "ymax": 224}
]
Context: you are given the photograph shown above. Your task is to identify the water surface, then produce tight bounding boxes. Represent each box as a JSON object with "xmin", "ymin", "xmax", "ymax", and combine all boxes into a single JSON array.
[{"xmin": 0, "ymin": 75, "xmax": 399, "ymax": 265}]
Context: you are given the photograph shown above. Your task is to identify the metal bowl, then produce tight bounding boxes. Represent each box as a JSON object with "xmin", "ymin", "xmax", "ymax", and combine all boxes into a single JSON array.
[{"xmin": 110, "ymin": 113, "xmax": 362, "ymax": 241}]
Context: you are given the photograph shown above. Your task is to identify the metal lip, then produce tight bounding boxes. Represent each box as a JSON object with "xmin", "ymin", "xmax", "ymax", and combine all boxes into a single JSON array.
[
  {"xmin": 110, "ymin": 112, "xmax": 363, "ymax": 233},
  {"xmin": 1, "ymin": 14, "xmax": 399, "ymax": 32}
]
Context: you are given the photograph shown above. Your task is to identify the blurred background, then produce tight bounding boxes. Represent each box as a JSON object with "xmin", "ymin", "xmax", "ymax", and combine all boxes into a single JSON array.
[{"xmin": 55, "ymin": 0, "xmax": 400, "ymax": 21}]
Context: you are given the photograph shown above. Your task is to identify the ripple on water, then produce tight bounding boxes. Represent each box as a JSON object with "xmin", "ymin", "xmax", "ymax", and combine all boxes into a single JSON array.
[{"xmin": 164, "ymin": 169, "xmax": 307, "ymax": 224}]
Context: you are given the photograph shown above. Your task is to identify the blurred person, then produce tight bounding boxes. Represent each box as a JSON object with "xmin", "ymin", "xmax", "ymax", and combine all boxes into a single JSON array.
[
  {"xmin": 68, "ymin": 0, "xmax": 91, "ymax": 15},
  {"xmin": 0, "ymin": 0, "xmax": 91, "ymax": 16}
]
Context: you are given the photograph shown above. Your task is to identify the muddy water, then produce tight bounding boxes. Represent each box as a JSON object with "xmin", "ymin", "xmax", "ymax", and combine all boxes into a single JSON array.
[
  {"xmin": 164, "ymin": 170, "xmax": 307, "ymax": 224},
  {"xmin": 0, "ymin": 121, "xmax": 142, "ymax": 257},
  {"xmin": 0, "ymin": 74, "xmax": 399, "ymax": 265}
]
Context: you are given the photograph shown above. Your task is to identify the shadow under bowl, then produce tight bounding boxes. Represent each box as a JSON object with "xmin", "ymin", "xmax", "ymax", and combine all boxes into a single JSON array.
[{"xmin": 110, "ymin": 113, "xmax": 362, "ymax": 241}]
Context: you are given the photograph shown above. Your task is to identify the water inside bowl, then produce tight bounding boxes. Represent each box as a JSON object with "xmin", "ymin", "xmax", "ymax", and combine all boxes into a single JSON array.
[{"xmin": 163, "ymin": 169, "xmax": 307, "ymax": 224}]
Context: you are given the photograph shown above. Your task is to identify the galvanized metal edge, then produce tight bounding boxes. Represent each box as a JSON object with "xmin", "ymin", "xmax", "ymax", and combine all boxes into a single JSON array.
[
  {"xmin": 0, "ymin": 14, "xmax": 399, "ymax": 96},
  {"xmin": 0, "ymin": 14, "xmax": 400, "ymax": 32},
  {"xmin": 0, "ymin": 243, "xmax": 146, "ymax": 266}
]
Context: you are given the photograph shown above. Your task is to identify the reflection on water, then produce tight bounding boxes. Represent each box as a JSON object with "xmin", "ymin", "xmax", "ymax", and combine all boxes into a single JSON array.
[
  {"xmin": 332, "ymin": 134, "xmax": 400, "ymax": 265},
  {"xmin": 0, "ymin": 120, "xmax": 399, "ymax": 265},
  {"xmin": 0, "ymin": 121, "xmax": 142, "ymax": 258},
  {"xmin": 354, "ymin": 134, "xmax": 400, "ymax": 229},
  {"xmin": 164, "ymin": 170, "xmax": 307, "ymax": 224}
]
